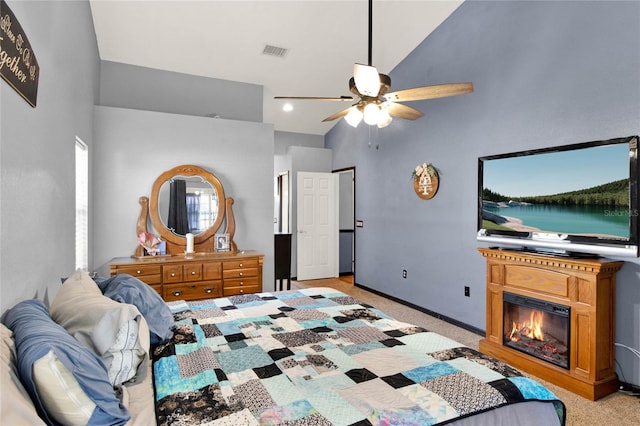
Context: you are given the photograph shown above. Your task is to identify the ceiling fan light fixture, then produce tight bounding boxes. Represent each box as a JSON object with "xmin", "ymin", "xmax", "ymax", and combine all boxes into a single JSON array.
[
  {"xmin": 354, "ymin": 64, "xmax": 381, "ymax": 97},
  {"xmin": 363, "ymin": 103, "xmax": 381, "ymax": 125},
  {"xmin": 344, "ymin": 107, "xmax": 363, "ymax": 127},
  {"xmin": 377, "ymin": 110, "xmax": 392, "ymax": 128}
]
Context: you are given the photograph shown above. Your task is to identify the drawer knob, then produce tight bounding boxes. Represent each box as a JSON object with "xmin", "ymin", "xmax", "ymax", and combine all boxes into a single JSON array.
[
  {"xmin": 171, "ymin": 273, "xmax": 176, "ymax": 277},
  {"xmin": 172, "ymin": 290, "xmax": 182, "ymax": 296},
  {"xmin": 239, "ymin": 272, "xmax": 243, "ymax": 277},
  {"xmin": 239, "ymin": 263, "xmax": 243, "ymax": 267},
  {"xmin": 239, "ymin": 289, "xmax": 244, "ymax": 293},
  {"xmin": 136, "ymin": 270, "xmax": 141, "ymax": 274},
  {"xmin": 205, "ymin": 288, "xmax": 213, "ymax": 293},
  {"xmin": 191, "ymin": 271, "xmax": 196, "ymax": 275},
  {"xmin": 240, "ymin": 281, "xmax": 244, "ymax": 286}
]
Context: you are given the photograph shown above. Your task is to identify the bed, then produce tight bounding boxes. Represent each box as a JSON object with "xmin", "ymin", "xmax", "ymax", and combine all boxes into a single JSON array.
[
  {"xmin": 152, "ymin": 287, "xmax": 566, "ymax": 426},
  {"xmin": 1, "ymin": 273, "xmax": 565, "ymax": 425}
]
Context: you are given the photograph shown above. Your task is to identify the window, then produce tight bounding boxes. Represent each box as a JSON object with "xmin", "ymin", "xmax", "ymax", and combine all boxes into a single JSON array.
[{"xmin": 75, "ymin": 137, "xmax": 88, "ymax": 271}]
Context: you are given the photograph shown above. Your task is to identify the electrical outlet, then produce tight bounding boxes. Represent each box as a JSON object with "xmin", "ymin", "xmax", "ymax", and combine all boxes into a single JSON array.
[
  {"xmin": 464, "ymin": 286, "xmax": 470, "ymax": 297},
  {"xmin": 402, "ymin": 269, "xmax": 407, "ymax": 279}
]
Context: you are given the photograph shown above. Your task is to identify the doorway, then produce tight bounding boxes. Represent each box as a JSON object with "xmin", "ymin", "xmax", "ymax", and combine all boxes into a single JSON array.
[
  {"xmin": 334, "ymin": 167, "xmax": 355, "ymax": 284},
  {"xmin": 296, "ymin": 172, "xmax": 339, "ymax": 281},
  {"xmin": 275, "ymin": 171, "xmax": 290, "ymax": 233},
  {"xmin": 277, "ymin": 167, "xmax": 355, "ymax": 284}
]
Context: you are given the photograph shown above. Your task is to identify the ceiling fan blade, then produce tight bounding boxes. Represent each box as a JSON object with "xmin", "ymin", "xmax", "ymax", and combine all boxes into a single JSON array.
[
  {"xmin": 274, "ymin": 96, "xmax": 354, "ymax": 101},
  {"xmin": 322, "ymin": 107, "xmax": 352, "ymax": 122},
  {"xmin": 385, "ymin": 102, "xmax": 424, "ymax": 120},
  {"xmin": 384, "ymin": 82, "xmax": 474, "ymax": 102},
  {"xmin": 353, "ymin": 63, "xmax": 380, "ymax": 97}
]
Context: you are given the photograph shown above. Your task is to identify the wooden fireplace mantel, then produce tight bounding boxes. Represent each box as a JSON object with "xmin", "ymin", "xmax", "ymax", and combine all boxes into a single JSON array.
[{"xmin": 477, "ymin": 248, "xmax": 624, "ymax": 400}]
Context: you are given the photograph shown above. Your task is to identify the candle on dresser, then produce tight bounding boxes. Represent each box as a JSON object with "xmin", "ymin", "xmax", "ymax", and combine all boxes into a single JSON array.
[{"xmin": 186, "ymin": 233, "xmax": 194, "ymax": 253}]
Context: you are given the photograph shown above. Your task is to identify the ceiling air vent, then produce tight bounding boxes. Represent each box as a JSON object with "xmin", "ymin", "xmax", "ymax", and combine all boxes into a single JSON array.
[{"xmin": 262, "ymin": 44, "xmax": 289, "ymax": 58}]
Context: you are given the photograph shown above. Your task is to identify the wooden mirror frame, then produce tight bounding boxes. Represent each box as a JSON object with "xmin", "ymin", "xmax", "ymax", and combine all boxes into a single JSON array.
[{"xmin": 135, "ymin": 164, "xmax": 237, "ymax": 256}]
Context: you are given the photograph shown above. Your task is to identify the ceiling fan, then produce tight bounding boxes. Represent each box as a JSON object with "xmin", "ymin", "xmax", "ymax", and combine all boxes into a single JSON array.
[{"xmin": 274, "ymin": 0, "xmax": 473, "ymax": 128}]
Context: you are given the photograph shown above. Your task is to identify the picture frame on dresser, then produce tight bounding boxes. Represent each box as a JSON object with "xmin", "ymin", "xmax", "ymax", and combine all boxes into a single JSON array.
[{"xmin": 215, "ymin": 233, "xmax": 230, "ymax": 252}]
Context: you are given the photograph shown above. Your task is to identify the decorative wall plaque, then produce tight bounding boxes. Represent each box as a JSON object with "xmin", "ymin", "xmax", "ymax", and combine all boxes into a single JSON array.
[
  {"xmin": 413, "ymin": 163, "xmax": 439, "ymax": 200},
  {"xmin": 0, "ymin": 0, "xmax": 39, "ymax": 107}
]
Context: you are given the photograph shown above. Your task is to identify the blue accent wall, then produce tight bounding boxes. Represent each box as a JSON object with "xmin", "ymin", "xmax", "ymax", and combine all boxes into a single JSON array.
[{"xmin": 326, "ymin": 0, "xmax": 640, "ymax": 386}]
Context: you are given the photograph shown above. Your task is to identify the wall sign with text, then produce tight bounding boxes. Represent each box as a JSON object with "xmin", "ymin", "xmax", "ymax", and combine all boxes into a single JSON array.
[{"xmin": 0, "ymin": 0, "xmax": 39, "ymax": 107}]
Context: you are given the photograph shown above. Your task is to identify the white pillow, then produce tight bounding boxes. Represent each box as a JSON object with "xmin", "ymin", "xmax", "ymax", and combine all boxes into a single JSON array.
[
  {"xmin": 51, "ymin": 271, "xmax": 149, "ymax": 386},
  {"xmin": 33, "ymin": 350, "xmax": 96, "ymax": 425},
  {"xmin": 0, "ymin": 324, "xmax": 46, "ymax": 425}
]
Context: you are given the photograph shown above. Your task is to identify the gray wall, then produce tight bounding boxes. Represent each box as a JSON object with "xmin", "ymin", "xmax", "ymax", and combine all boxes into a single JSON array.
[
  {"xmin": 99, "ymin": 61, "xmax": 263, "ymax": 123},
  {"xmin": 326, "ymin": 0, "xmax": 640, "ymax": 386},
  {"xmin": 274, "ymin": 131, "xmax": 324, "ymax": 232},
  {"xmin": 1, "ymin": 0, "xmax": 100, "ymax": 313},
  {"xmin": 92, "ymin": 106, "xmax": 275, "ymax": 289},
  {"xmin": 274, "ymin": 131, "xmax": 324, "ymax": 155},
  {"xmin": 0, "ymin": 3, "xmax": 323, "ymax": 312}
]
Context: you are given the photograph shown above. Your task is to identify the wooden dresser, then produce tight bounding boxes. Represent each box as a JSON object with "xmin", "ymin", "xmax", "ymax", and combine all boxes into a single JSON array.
[{"xmin": 110, "ymin": 251, "xmax": 264, "ymax": 302}]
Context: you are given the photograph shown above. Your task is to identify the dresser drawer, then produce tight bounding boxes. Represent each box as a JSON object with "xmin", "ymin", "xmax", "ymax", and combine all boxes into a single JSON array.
[
  {"xmin": 163, "ymin": 280, "xmax": 222, "ymax": 302},
  {"xmin": 223, "ymin": 276, "xmax": 260, "ymax": 296},
  {"xmin": 113, "ymin": 265, "xmax": 162, "ymax": 285},
  {"xmin": 223, "ymin": 284, "xmax": 261, "ymax": 296},
  {"xmin": 203, "ymin": 262, "xmax": 222, "ymax": 280},
  {"xmin": 223, "ymin": 267, "xmax": 258, "ymax": 279},
  {"xmin": 223, "ymin": 258, "xmax": 259, "ymax": 271},
  {"xmin": 183, "ymin": 263, "xmax": 203, "ymax": 281},
  {"xmin": 163, "ymin": 264, "xmax": 183, "ymax": 283}
]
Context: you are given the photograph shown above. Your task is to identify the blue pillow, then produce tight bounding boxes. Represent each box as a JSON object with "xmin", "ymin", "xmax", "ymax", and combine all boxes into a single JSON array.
[
  {"xmin": 3, "ymin": 299, "xmax": 130, "ymax": 425},
  {"xmin": 94, "ymin": 274, "xmax": 174, "ymax": 344}
]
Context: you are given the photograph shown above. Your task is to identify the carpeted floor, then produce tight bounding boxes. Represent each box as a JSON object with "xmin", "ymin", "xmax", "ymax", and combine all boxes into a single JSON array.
[{"xmin": 293, "ymin": 277, "xmax": 640, "ymax": 426}]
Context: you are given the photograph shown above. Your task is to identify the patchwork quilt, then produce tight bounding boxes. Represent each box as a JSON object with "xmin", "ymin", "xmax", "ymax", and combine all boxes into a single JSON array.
[{"xmin": 152, "ymin": 288, "xmax": 566, "ymax": 425}]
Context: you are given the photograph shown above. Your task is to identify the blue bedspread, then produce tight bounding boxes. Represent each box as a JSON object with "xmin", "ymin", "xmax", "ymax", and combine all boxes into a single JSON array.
[{"xmin": 152, "ymin": 287, "xmax": 565, "ymax": 425}]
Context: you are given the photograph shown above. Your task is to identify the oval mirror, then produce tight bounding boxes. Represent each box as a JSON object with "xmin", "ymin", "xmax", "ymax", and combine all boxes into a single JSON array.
[
  {"xmin": 157, "ymin": 176, "xmax": 219, "ymax": 236},
  {"xmin": 149, "ymin": 165, "xmax": 225, "ymax": 245}
]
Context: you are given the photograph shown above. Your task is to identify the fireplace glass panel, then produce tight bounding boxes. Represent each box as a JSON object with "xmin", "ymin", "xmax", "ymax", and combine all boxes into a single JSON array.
[{"xmin": 503, "ymin": 292, "xmax": 570, "ymax": 369}]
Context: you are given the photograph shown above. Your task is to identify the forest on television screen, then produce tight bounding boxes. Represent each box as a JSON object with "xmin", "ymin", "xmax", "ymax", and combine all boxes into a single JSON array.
[{"xmin": 483, "ymin": 179, "xmax": 629, "ymax": 207}]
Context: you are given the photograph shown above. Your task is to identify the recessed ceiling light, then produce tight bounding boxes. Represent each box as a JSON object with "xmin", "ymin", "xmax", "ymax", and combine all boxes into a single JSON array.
[{"xmin": 282, "ymin": 103, "xmax": 293, "ymax": 112}]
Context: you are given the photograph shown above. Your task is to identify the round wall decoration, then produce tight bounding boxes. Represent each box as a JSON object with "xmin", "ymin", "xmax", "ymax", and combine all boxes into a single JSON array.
[{"xmin": 413, "ymin": 163, "xmax": 439, "ymax": 200}]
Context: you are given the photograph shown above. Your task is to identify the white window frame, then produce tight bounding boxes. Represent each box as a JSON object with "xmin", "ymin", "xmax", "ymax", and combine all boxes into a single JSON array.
[{"xmin": 75, "ymin": 137, "xmax": 88, "ymax": 271}]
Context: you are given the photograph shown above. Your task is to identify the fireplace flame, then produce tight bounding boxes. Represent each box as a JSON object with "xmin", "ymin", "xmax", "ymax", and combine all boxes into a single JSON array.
[{"xmin": 509, "ymin": 310, "xmax": 545, "ymax": 342}]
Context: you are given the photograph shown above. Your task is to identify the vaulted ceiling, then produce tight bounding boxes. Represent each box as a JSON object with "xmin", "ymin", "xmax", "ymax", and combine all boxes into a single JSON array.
[{"xmin": 90, "ymin": 1, "xmax": 463, "ymax": 135}]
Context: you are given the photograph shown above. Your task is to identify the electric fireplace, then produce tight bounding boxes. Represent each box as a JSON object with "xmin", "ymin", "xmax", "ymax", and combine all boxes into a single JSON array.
[
  {"xmin": 478, "ymin": 248, "xmax": 624, "ymax": 400},
  {"xmin": 503, "ymin": 292, "xmax": 570, "ymax": 369}
]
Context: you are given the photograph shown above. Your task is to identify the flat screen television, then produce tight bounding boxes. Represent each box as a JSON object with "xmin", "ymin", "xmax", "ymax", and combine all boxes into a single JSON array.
[{"xmin": 477, "ymin": 136, "xmax": 639, "ymax": 257}]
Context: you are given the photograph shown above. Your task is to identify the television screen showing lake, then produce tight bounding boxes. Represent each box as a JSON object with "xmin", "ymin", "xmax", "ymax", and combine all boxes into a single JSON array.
[
  {"xmin": 480, "ymin": 141, "xmax": 633, "ymax": 241},
  {"xmin": 483, "ymin": 204, "xmax": 629, "ymax": 239}
]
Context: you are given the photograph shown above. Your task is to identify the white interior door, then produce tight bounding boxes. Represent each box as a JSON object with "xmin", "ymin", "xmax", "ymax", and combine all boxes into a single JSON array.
[{"xmin": 296, "ymin": 172, "xmax": 338, "ymax": 281}]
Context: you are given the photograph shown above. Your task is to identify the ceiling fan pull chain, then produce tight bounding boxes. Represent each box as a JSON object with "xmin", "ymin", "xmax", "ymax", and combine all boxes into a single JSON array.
[{"xmin": 367, "ymin": 125, "xmax": 379, "ymax": 149}]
